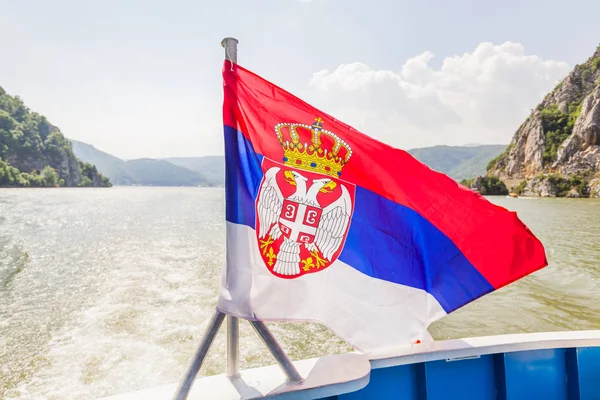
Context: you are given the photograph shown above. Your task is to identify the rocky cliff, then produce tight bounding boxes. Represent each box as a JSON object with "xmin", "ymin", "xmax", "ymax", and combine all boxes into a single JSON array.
[
  {"xmin": 487, "ymin": 44, "xmax": 600, "ymax": 197},
  {"xmin": 0, "ymin": 85, "xmax": 111, "ymax": 188}
]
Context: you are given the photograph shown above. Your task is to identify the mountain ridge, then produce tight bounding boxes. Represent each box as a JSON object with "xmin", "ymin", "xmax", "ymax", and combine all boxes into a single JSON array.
[
  {"xmin": 72, "ymin": 140, "xmax": 504, "ymax": 187},
  {"xmin": 70, "ymin": 140, "xmax": 219, "ymax": 187},
  {"xmin": 407, "ymin": 144, "xmax": 506, "ymax": 181}
]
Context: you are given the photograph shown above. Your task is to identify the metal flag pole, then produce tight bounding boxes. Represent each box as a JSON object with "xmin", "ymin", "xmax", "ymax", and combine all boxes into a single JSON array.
[
  {"xmin": 171, "ymin": 37, "xmax": 303, "ymax": 400},
  {"xmin": 221, "ymin": 36, "xmax": 241, "ymax": 380},
  {"xmin": 251, "ymin": 320, "xmax": 304, "ymax": 383},
  {"xmin": 221, "ymin": 37, "xmax": 238, "ymax": 64},
  {"xmin": 226, "ymin": 315, "xmax": 240, "ymax": 377},
  {"xmin": 219, "ymin": 36, "xmax": 302, "ymax": 385}
]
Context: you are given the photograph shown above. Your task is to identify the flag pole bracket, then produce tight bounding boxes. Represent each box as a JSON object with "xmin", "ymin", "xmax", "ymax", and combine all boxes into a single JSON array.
[
  {"xmin": 171, "ymin": 37, "xmax": 302, "ymax": 400},
  {"xmin": 171, "ymin": 309, "xmax": 303, "ymax": 400},
  {"xmin": 172, "ymin": 310, "xmax": 225, "ymax": 400},
  {"xmin": 250, "ymin": 320, "xmax": 304, "ymax": 383}
]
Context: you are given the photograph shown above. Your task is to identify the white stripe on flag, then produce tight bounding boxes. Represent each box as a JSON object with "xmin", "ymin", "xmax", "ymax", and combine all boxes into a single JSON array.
[{"xmin": 218, "ymin": 222, "xmax": 447, "ymax": 353}]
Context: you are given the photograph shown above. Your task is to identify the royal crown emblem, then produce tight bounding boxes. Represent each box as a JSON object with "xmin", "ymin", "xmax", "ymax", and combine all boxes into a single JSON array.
[
  {"xmin": 255, "ymin": 117, "xmax": 355, "ymax": 279},
  {"xmin": 275, "ymin": 117, "xmax": 352, "ymax": 178}
]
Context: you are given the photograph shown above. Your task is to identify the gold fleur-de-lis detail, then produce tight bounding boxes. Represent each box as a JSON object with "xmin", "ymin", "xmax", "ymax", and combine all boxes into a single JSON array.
[
  {"xmin": 266, "ymin": 247, "xmax": 276, "ymax": 267},
  {"xmin": 259, "ymin": 236, "xmax": 274, "ymax": 255},
  {"xmin": 310, "ymin": 250, "xmax": 327, "ymax": 268},
  {"xmin": 301, "ymin": 257, "xmax": 315, "ymax": 271}
]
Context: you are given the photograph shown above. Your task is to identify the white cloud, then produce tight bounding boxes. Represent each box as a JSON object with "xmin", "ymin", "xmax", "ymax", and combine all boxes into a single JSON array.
[{"xmin": 308, "ymin": 42, "xmax": 570, "ymax": 149}]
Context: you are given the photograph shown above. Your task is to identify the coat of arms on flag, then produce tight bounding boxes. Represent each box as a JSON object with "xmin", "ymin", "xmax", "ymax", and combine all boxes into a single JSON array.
[{"xmin": 255, "ymin": 117, "xmax": 355, "ymax": 279}]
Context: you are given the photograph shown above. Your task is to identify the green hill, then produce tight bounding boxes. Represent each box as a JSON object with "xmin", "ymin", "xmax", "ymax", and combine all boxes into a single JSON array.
[
  {"xmin": 70, "ymin": 140, "xmax": 218, "ymax": 187},
  {"xmin": 407, "ymin": 144, "xmax": 507, "ymax": 181},
  {"xmin": 0, "ymin": 86, "xmax": 111, "ymax": 188}
]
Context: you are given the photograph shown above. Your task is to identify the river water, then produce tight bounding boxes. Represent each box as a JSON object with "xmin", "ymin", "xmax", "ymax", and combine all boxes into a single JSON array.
[{"xmin": 1, "ymin": 187, "xmax": 599, "ymax": 399}]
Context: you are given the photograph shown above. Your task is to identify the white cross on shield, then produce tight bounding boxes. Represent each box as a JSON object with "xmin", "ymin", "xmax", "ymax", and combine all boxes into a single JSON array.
[{"xmin": 278, "ymin": 199, "xmax": 322, "ymax": 244}]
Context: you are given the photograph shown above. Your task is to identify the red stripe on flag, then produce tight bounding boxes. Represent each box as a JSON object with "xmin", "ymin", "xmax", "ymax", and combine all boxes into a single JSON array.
[{"xmin": 222, "ymin": 60, "xmax": 547, "ymax": 290}]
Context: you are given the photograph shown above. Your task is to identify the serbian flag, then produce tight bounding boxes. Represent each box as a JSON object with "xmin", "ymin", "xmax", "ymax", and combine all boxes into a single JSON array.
[{"xmin": 217, "ymin": 60, "xmax": 547, "ymax": 353}]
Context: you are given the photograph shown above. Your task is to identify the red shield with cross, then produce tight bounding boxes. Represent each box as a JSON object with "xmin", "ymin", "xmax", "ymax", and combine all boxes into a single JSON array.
[
  {"xmin": 254, "ymin": 157, "xmax": 355, "ymax": 279},
  {"xmin": 278, "ymin": 200, "xmax": 322, "ymax": 244}
]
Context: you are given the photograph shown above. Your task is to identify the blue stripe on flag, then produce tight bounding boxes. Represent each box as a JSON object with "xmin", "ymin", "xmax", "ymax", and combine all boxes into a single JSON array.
[
  {"xmin": 224, "ymin": 125, "xmax": 263, "ymax": 227},
  {"xmin": 224, "ymin": 125, "xmax": 493, "ymax": 313},
  {"xmin": 343, "ymin": 188, "xmax": 494, "ymax": 312}
]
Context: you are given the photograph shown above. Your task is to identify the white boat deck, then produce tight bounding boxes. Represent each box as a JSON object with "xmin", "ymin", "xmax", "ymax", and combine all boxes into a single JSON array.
[{"xmin": 99, "ymin": 353, "xmax": 370, "ymax": 400}]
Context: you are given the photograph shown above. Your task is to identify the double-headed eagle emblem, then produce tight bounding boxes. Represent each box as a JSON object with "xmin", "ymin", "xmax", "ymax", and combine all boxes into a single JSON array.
[{"xmin": 255, "ymin": 117, "xmax": 355, "ymax": 279}]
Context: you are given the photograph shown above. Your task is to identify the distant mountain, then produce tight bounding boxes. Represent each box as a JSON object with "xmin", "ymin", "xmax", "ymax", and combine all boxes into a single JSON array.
[
  {"xmin": 164, "ymin": 145, "xmax": 505, "ymax": 184},
  {"xmin": 70, "ymin": 140, "xmax": 126, "ymax": 181},
  {"xmin": 70, "ymin": 141, "xmax": 218, "ymax": 187},
  {"xmin": 72, "ymin": 139, "xmax": 505, "ymax": 187},
  {"xmin": 120, "ymin": 158, "xmax": 209, "ymax": 186},
  {"xmin": 162, "ymin": 156, "xmax": 224, "ymax": 187},
  {"xmin": 408, "ymin": 144, "xmax": 507, "ymax": 181}
]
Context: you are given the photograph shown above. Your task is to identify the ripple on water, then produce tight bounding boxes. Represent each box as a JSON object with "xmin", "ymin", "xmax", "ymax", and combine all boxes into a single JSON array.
[{"xmin": 0, "ymin": 243, "xmax": 29, "ymax": 288}]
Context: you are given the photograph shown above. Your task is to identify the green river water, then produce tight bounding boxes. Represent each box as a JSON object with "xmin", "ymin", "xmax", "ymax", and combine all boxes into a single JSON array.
[{"xmin": 1, "ymin": 187, "xmax": 599, "ymax": 399}]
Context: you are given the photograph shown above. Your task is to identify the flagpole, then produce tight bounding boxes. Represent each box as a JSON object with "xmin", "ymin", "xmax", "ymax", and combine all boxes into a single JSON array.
[
  {"xmin": 226, "ymin": 315, "xmax": 240, "ymax": 377},
  {"xmin": 219, "ymin": 36, "xmax": 302, "ymax": 385},
  {"xmin": 172, "ymin": 38, "xmax": 302, "ymax": 400},
  {"xmin": 221, "ymin": 36, "xmax": 241, "ymax": 379},
  {"xmin": 221, "ymin": 37, "xmax": 238, "ymax": 64}
]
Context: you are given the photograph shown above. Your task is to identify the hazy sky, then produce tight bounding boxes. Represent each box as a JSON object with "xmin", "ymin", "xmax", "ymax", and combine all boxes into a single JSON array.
[{"xmin": 1, "ymin": 0, "xmax": 598, "ymax": 159}]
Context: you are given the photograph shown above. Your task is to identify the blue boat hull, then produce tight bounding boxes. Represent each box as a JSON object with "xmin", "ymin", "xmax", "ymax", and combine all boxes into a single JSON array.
[
  {"xmin": 337, "ymin": 346, "xmax": 600, "ymax": 400},
  {"xmin": 99, "ymin": 331, "xmax": 600, "ymax": 400}
]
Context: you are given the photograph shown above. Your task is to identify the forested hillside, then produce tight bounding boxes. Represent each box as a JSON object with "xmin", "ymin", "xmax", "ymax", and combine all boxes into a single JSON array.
[{"xmin": 0, "ymin": 86, "xmax": 111, "ymax": 187}]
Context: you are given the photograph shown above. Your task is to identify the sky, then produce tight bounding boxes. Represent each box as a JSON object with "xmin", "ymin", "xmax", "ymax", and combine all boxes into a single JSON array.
[{"xmin": 1, "ymin": 0, "xmax": 599, "ymax": 160}]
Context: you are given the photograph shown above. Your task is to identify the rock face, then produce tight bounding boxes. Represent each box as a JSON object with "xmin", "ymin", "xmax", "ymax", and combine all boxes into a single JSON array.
[
  {"xmin": 589, "ymin": 177, "xmax": 600, "ymax": 197},
  {"xmin": 518, "ymin": 174, "xmax": 588, "ymax": 198},
  {"xmin": 520, "ymin": 176, "xmax": 557, "ymax": 197},
  {"xmin": 555, "ymin": 86, "xmax": 600, "ymax": 175},
  {"xmin": 499, "ymin": 117, "xmax": 546, "ymax": 178},
  {"xmin": 488, "ymin": 44, "xmax": 600, "ymax": 197}
]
